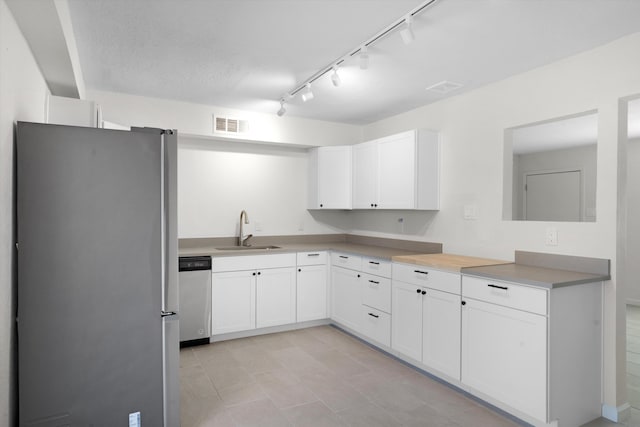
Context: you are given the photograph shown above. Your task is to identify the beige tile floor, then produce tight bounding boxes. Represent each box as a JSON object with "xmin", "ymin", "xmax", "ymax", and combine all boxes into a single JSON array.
[{"xmin": 180, "ymin": 325, "xmax": 637, "ymax": 427}]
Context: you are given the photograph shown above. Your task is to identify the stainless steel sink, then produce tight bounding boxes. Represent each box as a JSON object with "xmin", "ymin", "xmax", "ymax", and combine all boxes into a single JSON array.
[{"xmin": 215, "ymin": 245, "xmax": 281, "ymax": 251}]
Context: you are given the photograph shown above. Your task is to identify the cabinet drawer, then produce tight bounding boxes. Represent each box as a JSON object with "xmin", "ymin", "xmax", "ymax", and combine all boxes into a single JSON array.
[
  {"xmin": 361, "ymin": 273, "xmax": 391, "ymax": 313},
  {"xmin": 462, "ymin": 275, "xmax": 548, "ymax": 315},
  {"xmin": 362, "ymin": 257, "xmax": 391, "ymax": 278},
  {"xmin": 392, "ymin": 263, "xmax": 461, "ymax": 294},
  {"xmin": 331, "ymin": 252, "xmax": 362, "ymax": 271},
  {"xmin": 297, "ymin": 251, "xmax": 327, "ymax": 266},
  {"xmin": 212, "ymin": 253, "xmax": 296, "ymax": 272},
  {"xmin": 360, "ymin": 306, "xmax": 391, "ymax": 347}
]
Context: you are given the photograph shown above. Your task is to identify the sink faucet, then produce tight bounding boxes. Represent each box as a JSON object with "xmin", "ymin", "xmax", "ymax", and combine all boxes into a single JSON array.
[{"xmin": 239, "ymin": 210, "xmax": 252, "ymax": 247}]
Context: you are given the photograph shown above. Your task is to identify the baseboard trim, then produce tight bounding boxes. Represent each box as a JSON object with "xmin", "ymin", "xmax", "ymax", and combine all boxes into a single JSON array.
[
  {"xmin": 626, "ymin": 298, "xmax": 640, "ymax": 307},
  {"xmin": 602, "ymin": 402, "xmax": 631, "ymax": 422}
]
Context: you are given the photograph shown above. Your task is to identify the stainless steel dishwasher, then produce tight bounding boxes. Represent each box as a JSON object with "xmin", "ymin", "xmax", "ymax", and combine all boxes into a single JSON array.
[{"xmin": 178, "ymin": 256, "xmax": 211, "ymax": 347}]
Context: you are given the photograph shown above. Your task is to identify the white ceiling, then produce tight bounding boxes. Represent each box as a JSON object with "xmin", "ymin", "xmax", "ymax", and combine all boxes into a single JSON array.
[{"xmin": 62, "ymin": 0, "xmax": 640, "ymax": 125}]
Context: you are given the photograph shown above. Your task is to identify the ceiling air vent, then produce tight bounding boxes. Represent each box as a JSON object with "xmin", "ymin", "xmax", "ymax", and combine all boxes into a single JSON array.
[
  {"xmin": 213, "ymin": 115, "xmax": 250, "ymax": 134},
  {"xmin": 425, "ymin": 81, "xmax": 463, "ymax": 95}
]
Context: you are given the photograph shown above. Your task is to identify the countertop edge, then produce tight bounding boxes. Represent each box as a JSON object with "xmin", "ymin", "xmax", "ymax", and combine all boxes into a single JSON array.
[{"xmin": 461, "ymin": 267, "xmax": 610, "ymax": 289}]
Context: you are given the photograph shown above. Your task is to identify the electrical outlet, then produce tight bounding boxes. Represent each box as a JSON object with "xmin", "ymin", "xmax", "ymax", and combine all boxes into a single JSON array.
[
  {"xmin": 545, "ymin": 227, "xmax": 558, "ymax": 246},
  {"xmin": 254, "ymin": 221, "xmax": 262, "ymax": 232}
]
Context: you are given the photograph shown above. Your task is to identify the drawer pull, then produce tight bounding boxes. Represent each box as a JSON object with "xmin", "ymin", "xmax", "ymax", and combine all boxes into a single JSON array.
[
  {"xmin": 487, "ymin": 284, "xmax": 508, "ymax": 290},
  {"xmin": 368, "ymin": 280, "xmax": 379, "ymax": 285},
  {"xmin": 307, "ymin": 253, "xmax": 320, "ymax": 257},
  {"xmin": 414, "ymin": 270, "xmax": 429, "ymax": 275},
  {"xmin": 368, "ymin": 312, "xmax": 379, "ymax": 318},
  {"xmin": 369, "ymin": 261, "xmax": 380, "ymax": 265},
  {"xmin": 339, "ymin": 255, "xmax": 349, "ymax": 259}
]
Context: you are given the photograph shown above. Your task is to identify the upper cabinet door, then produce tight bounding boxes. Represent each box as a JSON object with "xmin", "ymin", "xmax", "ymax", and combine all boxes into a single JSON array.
[
  {"xmin": 377, "ymin": 132, "xmax": 416, "ymax": 209},
  {"xmin": 352, "ymin": 141, "xmax": 378, "ymax": 209},
  {"xmin": 309, "ymin": 146, "xmax": 352, "ymax": 209}
]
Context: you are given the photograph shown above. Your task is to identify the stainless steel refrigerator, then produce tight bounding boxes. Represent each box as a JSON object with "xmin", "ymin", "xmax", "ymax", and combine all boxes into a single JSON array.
[{"xmin": 16, "ymin": 122, "xmax": 179, "ymax": 426}]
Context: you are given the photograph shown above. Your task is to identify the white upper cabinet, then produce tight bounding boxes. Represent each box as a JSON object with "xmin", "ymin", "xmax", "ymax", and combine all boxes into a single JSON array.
[
  {"xmin": 308, "ymin": 146, "xmax": 352, "ymax": 209},
  {"xmin": 352, "ymin": 141, "xmax": 378, "ymax": 208},
  {"xmin": 352, "ymin": 129, "xmax": 440, "ymax": 210}
]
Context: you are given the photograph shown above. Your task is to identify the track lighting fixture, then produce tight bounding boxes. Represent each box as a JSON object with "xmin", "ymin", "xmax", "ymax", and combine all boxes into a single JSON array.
[
  {"xmin": 277, "ymin": 0, "xmax": 438, "ymax": 112},
  {"xmin": 400, "ymin": 15, "xmax": 415, "ymax": 44},
  {"xmin": 359, "ymin": 45, "xmax": 369, "ymax": 70},
  {"xmin": 301, "ymin": 83, "xmax": 314, "ymax": 102},
  {"xmin": 331, "ymin": 66, "xmax": 341, "ymax": 87}
]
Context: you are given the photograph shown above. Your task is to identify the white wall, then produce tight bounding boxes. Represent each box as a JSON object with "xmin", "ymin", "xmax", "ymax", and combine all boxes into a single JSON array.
[
  {"xmin": 360, "ymin": 32, "xmax": 640, "ymax": 414},
  {"xmin": 88, "ymin": 89, "xmax": 363, "ymax": 147},
  {"xmin": 178, "ymin": 137, "xmax": 351, "ymax": 238},
  {"xmin": 0, "ymin": 0, "xmax": 50, "ymax": 424},
  {"xmin": 627, "ymin": 137, "xmax": 640, "ymax": 305}
]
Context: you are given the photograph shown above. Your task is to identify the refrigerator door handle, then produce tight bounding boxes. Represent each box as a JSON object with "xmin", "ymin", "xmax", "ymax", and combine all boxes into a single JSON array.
[{"xmin": 161, "ymin": 311, "xmax": 177, "ymax": 317}]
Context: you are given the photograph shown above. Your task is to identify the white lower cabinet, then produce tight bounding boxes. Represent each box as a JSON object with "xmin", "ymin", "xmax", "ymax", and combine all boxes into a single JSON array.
[
  {"xmin": 331, "ymin": 265, "xmax": 362, "ymax": 332},
  {"xmin": 461, "ymin": 297, "xmax": 547, "ymax": 422},
  {"xmin": 391, "ymin": 263, "xmax": 461, "ymax": 380},
  {"xmin": 256, "ymin": 267, "xmax": 296, "ymax": 328},
  {"xmin": 211, "ymin": 253, "xmax": 296, "ymax": 335},
  {"xmin": 422, "ymin": 288, "xmax": 460, "ymax": 380},
  {"xmin": 297, "ymin": 264, "xmax": 327, "ymax": 322},
  {"xmin": 391, "ymin": 281, "xmax": 423, "ymax": 361},
  {"xmin": 211, "ymin": 270, "xmax": 256, "ymax": 335},
  {"xmin": 360, "ymin": 306, "xmax": 391, "ymax": 347}
]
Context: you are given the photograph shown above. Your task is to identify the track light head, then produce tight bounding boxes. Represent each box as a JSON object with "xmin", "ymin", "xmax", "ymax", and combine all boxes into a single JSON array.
[
  {"xmin": 277, "ymin": 99, "xmax": 286, "ymax": 117},
  {"xmin": 301, "ymin": 83, "xmax": 314, "ymax": 102},
  {"xmin": 400, "ymin": 15, "xmax": 415, "ymax": 44},
  {"xmin": 359, "ymin": 45, "xmax": 369, "ymax": 70},
  {"xmin": 331, "ymin": 66, "xmax": 341, "ymax": 87}
]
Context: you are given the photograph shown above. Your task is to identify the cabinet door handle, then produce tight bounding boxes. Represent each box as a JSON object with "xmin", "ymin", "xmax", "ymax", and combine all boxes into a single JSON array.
[
  {"xmin": 339, "ymin": 255, "xmax": 348, "ymax": 259},
  {"xmin": 369, "ymin": 261, "xmax": 380, "ymax": 265},
  {"xmin": 357, "ymin": 274, "xmax": 361, "ymax": 278},
  {"xmin": 320, "ymin": 204, "xmax": 323, "ymax": 207},
  {"xmin": 421, "ymin": 290, "xmax": 426, "ymax": 295},
  {"xmin": 307, "ymin": 253, "xmax": 320, "ymax": 257},
  {"xmin": 414, "ymin": 270, "xmax": 429, "ymax": 275},
  {"xmin": 368, "ymin": 280, "xmax": 379, "ymax": 285},
  {"xmin": 368, "ymin": 312, "xmax": 379, "ymax": 318},
  {"xmin": 252, "ymin": 272, "xmax": 256, "ymax": 276},
  {"xmin": 487, "ymin": 284, "xmax": 508, "ymax": 290},
  {"xmin": 416, "ymin": 289, "xmax": 422, "ymax": 293},
  {"xmin": 257, "ymin": 271, "xmax": 261, "ymax": 275},
  {"xmin": 298, "ymin": 268, "xmax": 302, "ymax": 272},
  {"xmin": 461, "ymin": 301, "xmax": 466, "ymax": 306}
]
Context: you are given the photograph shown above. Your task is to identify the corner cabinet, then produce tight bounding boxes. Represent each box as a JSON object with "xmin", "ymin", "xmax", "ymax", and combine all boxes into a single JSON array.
[
  {"xmin": 353, "ymin": 129, "xmax": 440, "ymax": 210},
  {"xmin": 308, "ymin": 146, "xmax": 352, "ymax": 209}
]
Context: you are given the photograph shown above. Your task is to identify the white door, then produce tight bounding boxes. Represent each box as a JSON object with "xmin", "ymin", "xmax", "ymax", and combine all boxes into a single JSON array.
[
  {"xmin": 317, "ymin": 146, "xmax": 352, "ymax": 209},
  {"xmin": 422, "ymin": 288, "xmax": 461, "ymax": 380},
  {"xmin": 525, "ymin": 170, "xmax": 581, "ymax": 221},
  {"xmin": 256, "ymin": 267, "xmax": 297, "ymax": 328},
  {"xmin": 378, "ymin": 134, "xmax": 416, "ymax": 209},
  {"xmin": 391, "ymin": 281, "xmax": 423, "ymax": 361},
  {"xmin": 212, "ymin": 271, "xmax": 256, "ymax": 334},
  {"xmin": 352, "ymin": 141, "xmax": 378, "ymax": 208},
  {"xmin": 461, "ymin": 298, "xmax": 547, "ymax": 422},
  {"xmin": 297, "ymin": 264, "xmax": 327, "ymax": 322},
  {"xmin": 331, "ymin": 267, "xmax": 362, "ymax": 332}
]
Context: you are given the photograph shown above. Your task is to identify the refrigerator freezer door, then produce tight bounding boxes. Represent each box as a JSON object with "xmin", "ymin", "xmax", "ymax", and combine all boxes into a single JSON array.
[
  {"xmin": 163, "ymin": 314, "xmax": 180, "ymax": 427},
  {"xmin": 17, "ymin": 123, "xmax": 166, "ymax": 425}
]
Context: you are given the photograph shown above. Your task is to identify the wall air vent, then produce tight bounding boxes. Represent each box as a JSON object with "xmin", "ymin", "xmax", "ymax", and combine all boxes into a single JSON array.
[
  {"xmin": 213, "ymin": 115, "xmax": 250, "ymax": 134},
  {"xmin": 425, "ymin": 81, "xmax": 463, "ymax": 94}
]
